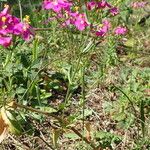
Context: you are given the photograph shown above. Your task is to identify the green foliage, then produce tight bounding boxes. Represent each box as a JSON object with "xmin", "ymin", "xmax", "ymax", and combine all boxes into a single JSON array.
[
  {"xmin": 95, "ymin": 131, "xmax": 122, "ymax": 149},
  {"xmin": 0, "ymin": 0, "xmax": 150, "ymax": 149}
]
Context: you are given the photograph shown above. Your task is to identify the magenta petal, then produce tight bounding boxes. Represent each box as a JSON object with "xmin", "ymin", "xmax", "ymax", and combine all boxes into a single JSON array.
[
  {"xmin": 0, "ymin": 29, "xmax": 8, "ymax": 35},
  {"xmin": 87, "ymin": 2, "xmax": 96, "ymax": 10},
  {"xmin": 43, "ymin": 2, "xmax": 53, "ymax": 10},
  {"xmin": 0, "ymin": 36, "xmax": 12, "ymax": 47},
  {"xmin": 110, "ymin": 7, "xmax": 119, "ymax": 16},
  {"xmin": 1, "ymin": 5, "xmax": 10, "ymax": 15},
  {"xmin": 97, "ymin": 0, "xmax": 111, "ymax": 9},
  {"xmin": 114, "ymin": 26, "xmax": 127, "ymax": 35},
  {"xmin": 13, "ymin": 23, "xmax": 23, "ymax": 35}
]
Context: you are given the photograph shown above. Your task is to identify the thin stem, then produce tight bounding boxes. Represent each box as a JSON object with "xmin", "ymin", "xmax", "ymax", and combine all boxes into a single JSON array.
[
  {"xmin": 34, "ymin": 28, "xmax": 51, "ymax": 31},
  {"xmin": 140, "ymin": 100, "xmax": 145, "ymax": 137},
  {"xmin": 13, "ymin": 101, "xmax": 61, "ymax": 121},
  {"xmin": 18, "ymin": 0, "xmax": 23, "ymax": 22},
  {"xmin": 81, "ymin": 66, "xmax": 86, "ymax": 145},
  {"xmin": 32, "ymin": 39, "xmax": 38, "ymax": 61}
]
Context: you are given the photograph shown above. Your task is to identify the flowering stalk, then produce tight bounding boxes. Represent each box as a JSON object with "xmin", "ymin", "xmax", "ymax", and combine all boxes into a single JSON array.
[{"xmin": 42, "ymin": 0, "xmax": 127, "ymax": 39}]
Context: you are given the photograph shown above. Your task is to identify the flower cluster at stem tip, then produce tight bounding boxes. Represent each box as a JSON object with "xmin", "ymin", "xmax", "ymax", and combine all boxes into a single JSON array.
[
  {"xmin": 42, "ymin": 0, "xmax": 127, "ymax": 37},
  {"xmin": 0, "ymin": 5, "xmax": 34, "ymax": 47},
  {"xmin": 0, "ymin": 1, "xmax": 129, "ymax": 47}
]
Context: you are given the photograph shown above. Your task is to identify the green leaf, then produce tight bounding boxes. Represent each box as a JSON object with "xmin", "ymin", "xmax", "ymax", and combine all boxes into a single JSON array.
[
  {"xmin": 39, "ymin": 106, "xmax": 57, "ymax": 113},
  {"xmin": 16, "ymin": 87, "xmax": 26, "ymax": 94},
  {"xmin": 40, "ymin": 92, "xmax": 52, "ymax": 99},
  {"xmin": 124, "ymin": 38, "xmax": 136, "ymax": 47},
  {"xmin": 95, "ymin": 131, "xmax": 122, "ymax": 142},
  {"xmin": 113, "ymin": 112, "xmax": 126, "ymax": 121},
  {"xmin": 82, "ymin": 40, "xmax": 94, "ymax": 54},
  {"xmin": 64, "ymin": 133, "xmax": 79, "ymax": 140},
  {"xmin": 77, "ymin": 109, "xmax": 93, "ymax": 120},
  {"xmin": 52, "ymin": 129, "xmax": 61, "ymax": 148}
]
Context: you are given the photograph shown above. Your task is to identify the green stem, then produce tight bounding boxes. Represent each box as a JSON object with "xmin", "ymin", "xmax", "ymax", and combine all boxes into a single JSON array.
[
  {"xmin": 140, "ymin": 100, "xmax": 145, "ymax": 137},
  {"xmin": 32, "ymin": 39, "xmax": 38, "ymax": 61},
  {"xmin": 18, "ymin": 0, "xmax": 23, "ymax": 22},
  {"xmin": 81, "ymin": 66, "xmax": 86, "ymax": 146}
]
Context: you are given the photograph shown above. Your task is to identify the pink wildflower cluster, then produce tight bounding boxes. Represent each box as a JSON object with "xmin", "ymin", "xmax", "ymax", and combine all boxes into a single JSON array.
[
  {"xmin": 131, "ymin": 1, "xmax": 148, "ymax": 8},
  {"xmin": 43, "ymin": 0, "xmax": 127, "ymax": 36},
  {"xmin": 86, "ymin": 0, "xmax": 119, "ymax": 16},
  {"xmin": 42, "ymin": 0, "xmax": 72, "ymax": 13},
  {"xmin": 43, "ymin": 0, "xmax": 89, "ymax": 31},
  {"xmin": 64, "ymin": 12, "xmax": 89, "ymax": 31},
  {"xmin": 86, "ymin": 0, "xmax": 110, "ymax": 10},
  {"xmin": 0, "ymin": 5, "xmax": 34, "ymax": 47},
  {"xmin": 114, "ymin": 26, "xmax": 127, "ymax": 35},
  {"xmin": 96, "ymin": 20, "xmax": 111, "ymax": 37},
  {"xmin": 95, "ymin": 21, "xmax": 127, "ymax": 37}
]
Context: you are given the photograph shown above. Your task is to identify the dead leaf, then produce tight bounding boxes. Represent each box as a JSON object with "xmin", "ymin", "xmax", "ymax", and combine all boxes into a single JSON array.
[
  {"xmin": 0, "ymin": 115, "xmax": 8, "ymax": 143},
  {"xmin": 0, "ymin": 102, "xmax": 22, "ymax": 135},
  {"xmin": 52, "ymin": 129, "xmax": 61, "ymax": 148},
  {"xmin": 85, "ymin": 122, "xmax": 91, "ymax": 142}
]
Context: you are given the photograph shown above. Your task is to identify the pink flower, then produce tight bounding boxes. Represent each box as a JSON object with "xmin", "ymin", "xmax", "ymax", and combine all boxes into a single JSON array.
[
  {"xmin": 96, "ymin": 20, "xmax": 111, "ymax": 37},
  {"xmin": 86, "ymin": 2, "xmax": 97, "ymax": 10},
  {"xmin": 13, "ymin": 22, "xmax": 33, "ymax": 41},
  {"xmin": 1, "ymin": 4, "xmax": 10, "ymax": 16},
  {"xmin": 0, "ymin": 5, "xmax": 34, "ymax": 47},
  {"xmin": 109, "ymin": 7, "xmax": 119, "ymax": 16},
  {"xmin": 97, "ymin": 0, "xmax": 111, "ymax": 9},
  {"xmin": 66, "ymin": 12, "xmax": 89, "ymax": 31},
  {"xmin": 114, "ymin": 26, "xmax": 127, "ymax": 35},
  {"xmin": 86, "ymin": 0, "xmax": 113, "ymax": 10},
  {"xmin": 73, "ymin": 13, "xmax": 89, "ymax": 31},
  {"xmin": 43, "ymin": 0, "xmax": 72, "ymax": 13},
  {"xmin": 0, "ymin": 36, "xmax": 12, "ymax": 47}
]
